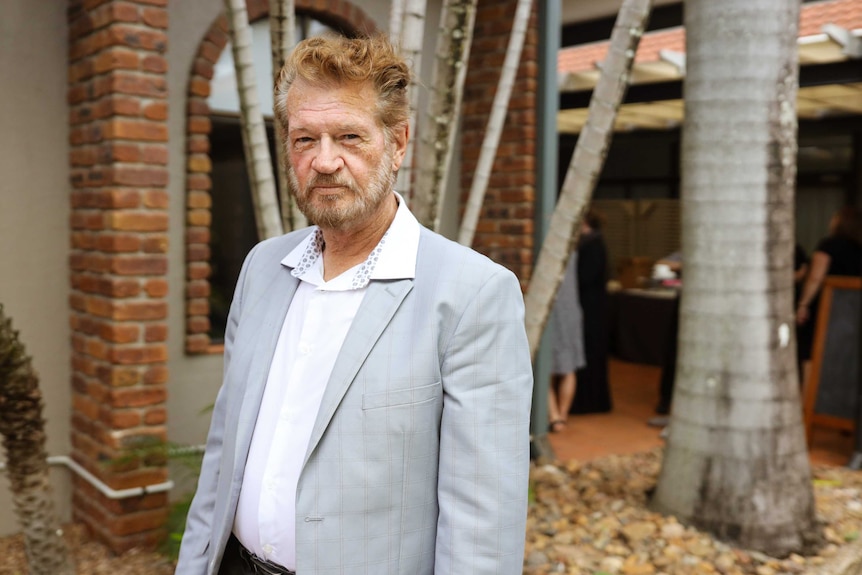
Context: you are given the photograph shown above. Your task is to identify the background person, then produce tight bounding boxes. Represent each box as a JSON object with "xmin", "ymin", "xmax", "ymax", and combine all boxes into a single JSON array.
[
  {"xmin": 793, "ymin": 243, "xmax": 809, "ymax": 380},
  {"xmin": 796, "ymin": 206, "xmax": 862, "ymax": 375},
  {"xmin": 649, "ymin": 249, "xmax": 683, "ymax": 427},
  {"xmin": 548, "ymin": 251, "xmax": 586, "ymax": 432},
  {"xmin": 176, "ymin": 34, "xmax": 533, "ymax": 575},
  {"xmin": 570, "ymin": 209, "xmax": 612, "ymax": 414}
]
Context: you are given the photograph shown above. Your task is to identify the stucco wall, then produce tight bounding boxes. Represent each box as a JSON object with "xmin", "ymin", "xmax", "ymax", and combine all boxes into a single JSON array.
[
  {"xmin": 0, "ymin": 0, "xmax": 71, "ymax": 536},
  {"xmin": 165, "ymin": 0, "xmax": 226, "ymax": 480}
]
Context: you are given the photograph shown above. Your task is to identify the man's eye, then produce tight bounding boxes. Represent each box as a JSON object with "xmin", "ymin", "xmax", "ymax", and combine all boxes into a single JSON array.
[{"xmin": 343, "ymin": 134, "xmax": 360, "ymax": 141}]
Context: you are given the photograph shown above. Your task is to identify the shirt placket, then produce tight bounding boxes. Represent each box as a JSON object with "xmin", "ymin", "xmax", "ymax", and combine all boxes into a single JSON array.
[{"xmin": 258, "ymin": 287, "xmax": 330, "ymax": 565}]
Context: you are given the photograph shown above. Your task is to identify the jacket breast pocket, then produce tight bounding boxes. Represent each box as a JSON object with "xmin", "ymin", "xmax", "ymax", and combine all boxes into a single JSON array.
[
  {"xmin": 361, "ymin": 381, "xmax": 441, "ymax": 410},
  {"xmin": 356, "ymin": 382, "xmax": 442, "ymax": 458}
]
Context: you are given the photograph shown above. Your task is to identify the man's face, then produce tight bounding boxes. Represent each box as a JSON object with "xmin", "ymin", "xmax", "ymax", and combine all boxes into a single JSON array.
[{"xmin": 285, "ymin": 78, "xmax": 407, "ymax": 231}]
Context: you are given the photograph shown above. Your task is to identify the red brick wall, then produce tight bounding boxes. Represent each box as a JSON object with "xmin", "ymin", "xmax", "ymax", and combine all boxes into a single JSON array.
[
  {"xmin": 67, "ymin": 0, "xmax": 170, "ymax": 552},
  {"xmin": 185, "ymin": 1, "xmax": 377, "ymax": 354},
  {"xmin": 462, "ymin": 0, "xmax": 538, "ymax": 287}
]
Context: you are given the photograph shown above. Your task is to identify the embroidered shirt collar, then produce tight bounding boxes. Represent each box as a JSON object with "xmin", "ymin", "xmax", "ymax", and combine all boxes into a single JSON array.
[{"xmin": 281, "ymin": 192, "xmax": 420, "ymax": 290}]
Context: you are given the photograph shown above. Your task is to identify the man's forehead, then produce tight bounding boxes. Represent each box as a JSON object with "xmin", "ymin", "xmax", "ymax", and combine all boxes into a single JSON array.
[
  {"xmin": 286, "ymin": 80, "xmax": 380, "ymax": 128},
  {"xmin": 288, "ymin": 76, "xmax": 376, "ymax": 99}
]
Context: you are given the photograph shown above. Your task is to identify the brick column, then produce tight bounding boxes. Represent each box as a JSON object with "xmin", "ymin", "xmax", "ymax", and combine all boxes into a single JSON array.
[
  {"xmin": 463, "ymin": 0, "xmax": 538, "ymax": 286},
  {"xmin": 67, "ymin": 0, "xmax": 170, "ymax": 552}
]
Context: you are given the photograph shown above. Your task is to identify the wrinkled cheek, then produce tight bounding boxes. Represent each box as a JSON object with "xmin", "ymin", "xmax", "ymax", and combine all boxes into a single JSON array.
[{"xmin": 287, "ymin": 164, "xmax": 307, "ymax": 199}]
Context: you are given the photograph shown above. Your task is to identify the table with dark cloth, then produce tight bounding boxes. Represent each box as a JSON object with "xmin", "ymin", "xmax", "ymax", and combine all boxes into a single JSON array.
[{"xmin": 609, "ymin": 288, "xmax": 680, "ymax": 367}]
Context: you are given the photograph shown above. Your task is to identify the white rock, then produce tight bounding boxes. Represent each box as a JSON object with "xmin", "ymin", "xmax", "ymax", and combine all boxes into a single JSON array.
[{"xmin": 599, "ymin": 556, "xmax": 625, "ymax": 574}]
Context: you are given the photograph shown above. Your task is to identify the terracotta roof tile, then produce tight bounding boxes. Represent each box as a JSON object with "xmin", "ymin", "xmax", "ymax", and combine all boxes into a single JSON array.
[
  {"xmin": 559, "ymin": 0, "xmax": 862, "ymax": 74},
  {"xmin": 799, "ymin": 0, "xmax": 862, "ymax": 35}
]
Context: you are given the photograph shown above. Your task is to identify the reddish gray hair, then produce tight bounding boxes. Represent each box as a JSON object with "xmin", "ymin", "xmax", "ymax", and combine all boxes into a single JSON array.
[{"xmin": 274, "ymin": 34, "xmax": 411, "ymax": 139}]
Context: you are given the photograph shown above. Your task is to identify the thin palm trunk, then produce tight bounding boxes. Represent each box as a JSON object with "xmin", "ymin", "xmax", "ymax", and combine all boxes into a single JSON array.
[
  {"xmin": 411, "ymin": 0, "xmax": 478, "ymax": 229},
  {"xmin": 524, "ymin": 0, "xmax": 651, "ymax": 358},
  {"xmin": 650, "ymin": 0, "xmax": 818, "ymax": 556},
  {"xmin": 394, "ymin": 0, "xmax": 428, "ymax": 203},
  {"xmin": 225, "ymin": 0, "xmax": 283, "ymax": 240},
  {"xmin": 389, "ymin": 0, "xmax": 406, "ymax": 45},
  {"xmin": 269, "ymin": 0, "xmax": 306, "ymax": 231},
  {"xmin": 457, "ymin": 0, "xmax": 532, "ymax": 246},
  {"xmin": 0, "ymin": 305, "xmax": 73, "ymax": 575}
]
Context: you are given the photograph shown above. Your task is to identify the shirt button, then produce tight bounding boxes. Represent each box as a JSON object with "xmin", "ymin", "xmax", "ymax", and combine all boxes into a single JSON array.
[
  {"xmin": 266, "ymin": 478, "xmax": 277, "ymax": 490},
  {"xmin": 299, "ymin": 343, "xmax": 311, "ymax": 355},
  {"xmin": 262, "ymin": 543, "xmax": 274, "ymax": 555}
]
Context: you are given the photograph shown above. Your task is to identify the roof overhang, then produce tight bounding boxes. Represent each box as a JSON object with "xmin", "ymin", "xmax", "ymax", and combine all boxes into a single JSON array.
[{"xmin": 558, "ymin": 27, "xmax": 862, "ymax": 134}]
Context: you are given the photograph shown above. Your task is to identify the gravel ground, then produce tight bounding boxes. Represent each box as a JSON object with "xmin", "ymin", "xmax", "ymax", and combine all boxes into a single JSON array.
[
  {"xmin": 526, "ymin": 449, "xmax": 862, "ymax": 575},
  {"xmin": 0, "ymin": 523, "xmax": 174, "ymax": 575},
  {"xmin": 1, "ymin": 448, "xmax": 860, "ymax": 575}
]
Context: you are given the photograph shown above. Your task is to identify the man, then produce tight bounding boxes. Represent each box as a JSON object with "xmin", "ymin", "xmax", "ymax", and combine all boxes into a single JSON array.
[{"xmin": 176, "ymin": 34, "xmax": 533, "ymax": 575}]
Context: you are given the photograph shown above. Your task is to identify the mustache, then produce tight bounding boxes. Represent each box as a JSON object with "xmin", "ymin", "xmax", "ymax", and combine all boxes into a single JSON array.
[{"xmin": 306, "ymin": 173, "xmax": 354, "ymax": 190}]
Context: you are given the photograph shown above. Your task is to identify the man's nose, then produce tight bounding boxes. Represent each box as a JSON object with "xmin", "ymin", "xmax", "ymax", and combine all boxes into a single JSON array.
[{"xmin": 311, "ymin": 138, "xmax": 343, "ymax": 174}]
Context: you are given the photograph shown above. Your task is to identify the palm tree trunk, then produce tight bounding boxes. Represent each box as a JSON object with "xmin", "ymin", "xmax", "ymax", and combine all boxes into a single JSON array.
[
  {"xmin": 650, "ymin": 0, "xmax": 819, "ymax": 556},
  {"xmin": 269, "ymin": 0, "xmax": 306, "ymax": 231},
  {"xmin": 224, "ymin": 0, "xmax": 283, "ymax": 240},
  {"xmin": 389, "ymin": 0, "xmax": 406, "ymax": 45},
  {"xmin": 394, "ymin": 0, "xmax": 428, "ymax": 204},
  {"xmin": 410, "ymin": 0, "xmax": 478, "ymax": 229},
  {"xmin": 524, "ymin": 0, "xmax": 651, "ymax": 358},
  {"xmin": 0, "ymin": 305, "xmax": 73, "ymax": 575},
  {"xmin": 457, "ymin": 0, "xmax": 532, "ymax": 246}
]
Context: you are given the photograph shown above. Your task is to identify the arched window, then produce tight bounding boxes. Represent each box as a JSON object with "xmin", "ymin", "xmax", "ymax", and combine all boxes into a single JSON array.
[{"xmin": 185, "ymin": 4, "xmax": 376, "ymax": 354}]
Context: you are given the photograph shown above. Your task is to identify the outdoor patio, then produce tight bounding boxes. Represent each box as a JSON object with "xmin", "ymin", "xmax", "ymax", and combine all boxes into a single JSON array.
[{"xmin": 548, "ymin": 359, "xmax": 856, "ymax": 468}]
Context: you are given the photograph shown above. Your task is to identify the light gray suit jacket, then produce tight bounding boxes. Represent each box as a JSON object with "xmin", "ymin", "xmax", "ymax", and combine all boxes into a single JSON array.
[{"xmin": 176, "ymin": 225, "xmax": 533, "ymax": 575}]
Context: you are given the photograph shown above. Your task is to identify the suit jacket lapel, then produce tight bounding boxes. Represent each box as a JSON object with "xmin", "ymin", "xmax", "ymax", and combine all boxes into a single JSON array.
[
  {"xmin": 233, "ymin": 265, "xmax": 301, "ymax": 467},
  {"xmin": 303, "ymin": 278, "xmax": 414, "ymax": 464}
]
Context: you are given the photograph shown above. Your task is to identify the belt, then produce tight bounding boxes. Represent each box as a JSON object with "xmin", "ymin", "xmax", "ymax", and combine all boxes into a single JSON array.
[{"xmin": 237, "ymin": 541, "xmax": 296, "ymax": 575}]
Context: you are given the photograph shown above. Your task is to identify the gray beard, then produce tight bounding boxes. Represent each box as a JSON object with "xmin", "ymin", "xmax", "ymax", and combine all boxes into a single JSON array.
[{"xmin": 288, "ymin": 153, "xmax": 397, "ymax": 231}]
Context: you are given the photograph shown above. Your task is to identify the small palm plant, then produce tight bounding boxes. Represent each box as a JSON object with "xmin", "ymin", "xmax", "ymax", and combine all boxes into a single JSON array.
[
  {"xmin": 0, "ymin": 304, "xmax": 73, "ymax": 575},
  {"xmin": 113, "ymin": 426, "xmax": 207, "ymax": 560}
]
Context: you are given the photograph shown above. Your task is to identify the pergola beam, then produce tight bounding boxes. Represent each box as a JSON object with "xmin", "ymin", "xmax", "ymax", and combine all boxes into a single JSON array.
[{"xmin": 822, "ymin": 24, "xmax": 862, "ymax": 58}]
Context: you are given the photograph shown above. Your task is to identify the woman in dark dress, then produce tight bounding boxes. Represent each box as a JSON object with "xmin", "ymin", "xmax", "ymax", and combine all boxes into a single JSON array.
[
  {"xmin": 570, "ymin": 209, "xmax": 613, "ymax": 414},
  {"xmin": 796, "ymin": 206, "xmax": 862, "ymax": 365}
]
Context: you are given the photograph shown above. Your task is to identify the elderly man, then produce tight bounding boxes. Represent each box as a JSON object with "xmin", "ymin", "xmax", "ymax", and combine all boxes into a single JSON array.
[{"xmin": 175, "ymin": 34, "xmax": 533, "ymax": 575}]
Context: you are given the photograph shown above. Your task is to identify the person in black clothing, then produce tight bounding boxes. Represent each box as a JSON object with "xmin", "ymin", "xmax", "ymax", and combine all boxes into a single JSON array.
[
  {"xmin": 650, "ymin": 251, "xmax": 683, "ymax": 425},
  {"xmin": 796, "ymin": 206, "xmax": 862, "ymax": 366},
  {"xmin": 652, "ymin": 296, "xmax": 679, "ymax": 422},
  {"xmin": 570, "ymin": 209, "xmax": 613, "ymax": 414},
  {"xmin": 794, "ymin": 244, "xmax": 810, "ymax": 302},
  {"xmin": 793, "ymin": 243, "xmax": 809, "ymax": 380}
]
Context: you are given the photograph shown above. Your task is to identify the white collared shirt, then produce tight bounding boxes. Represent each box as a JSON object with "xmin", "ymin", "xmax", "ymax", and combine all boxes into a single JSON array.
[{"xmin": 233, "ymin": 194, "xmax": 420, "ymax": 570}]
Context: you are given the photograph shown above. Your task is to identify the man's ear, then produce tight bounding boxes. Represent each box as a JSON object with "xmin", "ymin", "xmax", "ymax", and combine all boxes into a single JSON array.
[{"xmin": 391, "ymin": 122, "xmax": 409, "ymax": 171}]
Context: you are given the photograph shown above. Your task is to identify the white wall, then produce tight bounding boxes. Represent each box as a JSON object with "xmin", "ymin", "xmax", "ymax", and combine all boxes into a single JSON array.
[
  {"xmin": 0, "ymin": 0, "xmax": 71, "ymax": 536},
  {"xmin": 166, "ymin": 0, "xmax": 229, "ymax": 464}
]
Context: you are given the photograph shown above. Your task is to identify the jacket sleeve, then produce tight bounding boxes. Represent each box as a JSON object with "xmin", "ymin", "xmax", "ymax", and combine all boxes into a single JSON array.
[
  {"xmin": 434, "ymin": 266, "xmax": 534, "ymax": 574},
  {"xmin": 175, "ymin": 244, "xmax": 256, "ymax": 575}
]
